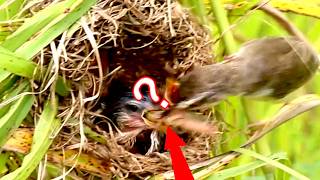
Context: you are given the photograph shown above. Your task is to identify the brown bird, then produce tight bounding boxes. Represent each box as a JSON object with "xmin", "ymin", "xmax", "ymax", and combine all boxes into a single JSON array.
[{"xmin": 169, "ymin": 37, "xmax": 319, "ymax": 108}]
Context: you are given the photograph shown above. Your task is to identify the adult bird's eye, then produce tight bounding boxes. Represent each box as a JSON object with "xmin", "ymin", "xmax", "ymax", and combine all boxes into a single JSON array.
[{"xmin": 125, "ymin": 103, "xmax": 140, "ymax": 112}]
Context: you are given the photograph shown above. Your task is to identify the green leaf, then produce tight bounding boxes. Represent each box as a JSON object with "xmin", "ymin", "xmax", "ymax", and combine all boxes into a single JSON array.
[
  {"xmin": 0, "ymin": 80, "xmax": 27, "ymax": 118},
  {"xmin": 0, "ymin": 71, "xmax": 11, "ymax": 86},
  {"xmin": 275, "ymin": 159, "xmax": 291, "ymax": 180},
  {"xmin": 180, "ymin": 0, "xmax": 209, "ymax": 24},
  {"xmin": 45, "ymin": 163, "xmax": 75, "ymax": 180},
  {"xmin": 15, "ymin": 0, "xmax": 97, "ymax": 60},
  {"xmin": 0, "ymin": 46, "xmax": 70, "ymax": 96},
  {"xmin": 234, "ymin": 148, "xmax": 309, "ymax": 180},
  {"xmin": 206, "ymin": 152, "xmax": 288, "ymax": 179},
  {"xmin": 0, "ymin": 152, "xmax": 9, "ymax": 176},
  {"xmin": 0, "ymin": 46, "xmax": 37, "ymax": 79},
  {"xmin": 0, "ymin": 0, "xmax": 95, "ymax": 98},
  {"xmin": 0, "ymin": 74, "xmax": 18, "ymax": 98},
  {"xmin": 208, "ymin": 0, "xmax": 237, "ymax": 54},
  {"xmin": 0, "ymin": 83, "xmax": 34, "ymax": 147},
  {"xmin": 2, "ymin": 98, "xmax": 61, "ymax": 180},
  {"xmin": 1, "ymin": 0, "xmax": 79, "ymax": 51},
  {"xmin": 84, "ymin": 125, "xmax": 108, "ymax": 144},
  {"xmin": 0, "ymin": 0, "xmax": 25, "ymax": 20}
]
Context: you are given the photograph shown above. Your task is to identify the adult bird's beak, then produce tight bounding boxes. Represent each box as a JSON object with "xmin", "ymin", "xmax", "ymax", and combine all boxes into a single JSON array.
[
  {"xmin": 143, "ymin": 109, "xmax": 220, "ymax": 136},
  {"xmin": 164, "ymin": 78, "xmax": 181, "ymax": 105}
]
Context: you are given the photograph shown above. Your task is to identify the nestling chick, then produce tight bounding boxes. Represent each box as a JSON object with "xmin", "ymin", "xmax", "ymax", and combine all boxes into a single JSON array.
[
  {"xmin": 110, "ymin": 94, "xmax": 153, "ymax": 132},
  {"xmin": 174, "ymin": 37, "xmax": 319, "ymax": 108},
  {"xmin": 101, "ymin": 91, "xmax": 164, "ymax": 154}
]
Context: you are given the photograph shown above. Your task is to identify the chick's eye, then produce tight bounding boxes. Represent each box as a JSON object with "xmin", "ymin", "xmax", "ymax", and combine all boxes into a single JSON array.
[{"xmin": 125, "ymin": 103, "xmax": 140, "ymax": 112}]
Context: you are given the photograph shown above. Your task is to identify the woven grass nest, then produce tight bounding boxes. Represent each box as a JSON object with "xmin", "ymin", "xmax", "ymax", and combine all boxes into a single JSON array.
[
  {"xmin": 22, "ymin": 0, "xmax": 223, "ymax": 179},
  {"xmin": 3, "ymin": 0, "xmax": 320, "ymax": 179}
]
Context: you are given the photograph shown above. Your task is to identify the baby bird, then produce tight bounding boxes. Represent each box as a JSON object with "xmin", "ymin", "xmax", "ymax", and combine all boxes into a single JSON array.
[
  {"xmin": 102, "ymin": 90, "xmax": 164, "ymax": 154},
  {"xmin": 109, "ymin": 93, "xmax": 153, "ymax": 132},
  {"xmin": 173, "ymin": 37, "xmax": 319, "ymax": 108}
]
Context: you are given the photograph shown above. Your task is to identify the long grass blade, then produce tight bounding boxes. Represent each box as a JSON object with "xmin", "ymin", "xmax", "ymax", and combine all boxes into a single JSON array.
[
  {"xmin": 234, "ymin": 148, "xmax": 309, "ymax": 180},
  {"xmin": 0, "ymin": 74, "xmax": 18, "ymax": 97},
  {"xmin": 0, "ymin": 80, "xmax": 28, "ymax": 118},
  {"xmin": 15, "ymin": 0, "xmax": 97, "ymax": 59},
  {"xmin": 1, "ymin": 98, "xmax": 60, "ymax": 180},
  {"xmin": 0, "ymin": 83, "xmax": 34, "ymax": 146},
  {"xmin": 0, "ymin": 46, "xmax": 70, "ymax": 96},
  {"xmin": 0, "ymin": 0, "xmax": 25, "ymax": 21},
  {"xmin": 1, "ymin": 0, "xmax": 78, "ymax": 51},
  {"xmin": 205, "ymin": 152, "xmax": 288, "ymax": 179},
  {"xmin": 0, "ymin": 46, "xmax": 37, "ymax": 79}
]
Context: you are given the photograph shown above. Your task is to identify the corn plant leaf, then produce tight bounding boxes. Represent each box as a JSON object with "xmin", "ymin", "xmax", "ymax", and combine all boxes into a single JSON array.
[
  {"xmin": 47, "ymin": 149, "xmax": 111, "ymax": 177},
  {"xmin": 0, "ymin": 71, "xmax": 11, "ymax": 82},
  {"xmin": 45, "ymin": 163, "xmax": 78, "ymax": 180},
  {"xmin": 202, "ymin": 0, "xmax": 320, "ymax": 19},
  {"xmin": 0, "ymin": 80, "xmax": 28, "ymax": 118}
]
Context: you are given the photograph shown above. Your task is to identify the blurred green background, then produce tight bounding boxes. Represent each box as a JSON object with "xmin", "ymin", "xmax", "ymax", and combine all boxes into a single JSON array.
[
  {"xmin": 234, "ymin": 9, "xmax": 320, "ymax": 179},
  {"xmin": 180, "ymin": 0, "xmax": 320, "ymax": 179}
]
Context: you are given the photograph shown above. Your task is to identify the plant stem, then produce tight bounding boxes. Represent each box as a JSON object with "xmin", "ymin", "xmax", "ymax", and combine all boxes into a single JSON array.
[{"xmin": 209, "ymin": 0, "xmax": 237, "ymax": 54}]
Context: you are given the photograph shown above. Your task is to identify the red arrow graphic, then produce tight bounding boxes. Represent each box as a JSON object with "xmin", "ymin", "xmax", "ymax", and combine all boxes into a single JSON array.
[{"xmin": 165, "ymin": 127, "xmax": 194, "ymax": 180}]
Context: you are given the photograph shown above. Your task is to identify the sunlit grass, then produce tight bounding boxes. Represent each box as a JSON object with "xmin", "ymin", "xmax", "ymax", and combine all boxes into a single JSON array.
[
  {"xmin": 235, "ymin": 13, "xmax": 320, "ymax": 179},
  {"xmin": 1, "ymin": 0, "xmax": 320, "ymax": 179},
  {"xmin": 0, "ymin": 0, "xmax": 96, "ymax": 179}
]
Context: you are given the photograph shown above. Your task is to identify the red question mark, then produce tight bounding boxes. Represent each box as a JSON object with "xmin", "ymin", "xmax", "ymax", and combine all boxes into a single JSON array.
[{"xmin": 133, "ymin": 76, "xmax": 170, "ymax": 109}]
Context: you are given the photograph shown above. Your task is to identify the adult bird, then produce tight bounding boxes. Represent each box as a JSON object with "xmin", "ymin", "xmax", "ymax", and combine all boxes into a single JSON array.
[{"xmin": 167, "ymin": 37, "xmax": 319, "ymax": 109}]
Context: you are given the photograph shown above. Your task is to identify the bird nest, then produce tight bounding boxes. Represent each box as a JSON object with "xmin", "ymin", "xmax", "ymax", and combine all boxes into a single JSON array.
[{"xmin": 31, "ymin": 0, "xmax": 220, "ymax": 178}]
